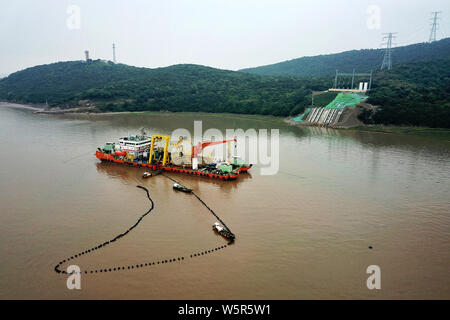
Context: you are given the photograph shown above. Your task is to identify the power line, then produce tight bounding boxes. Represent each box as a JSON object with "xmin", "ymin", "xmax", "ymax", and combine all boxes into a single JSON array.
[
  {"xmin": 381, "ymin": 32, "xmax": 397, "ymax": 71},
  {"xmin": 429, "ymin": 11, "xmax": 442, "ymax": 42}
]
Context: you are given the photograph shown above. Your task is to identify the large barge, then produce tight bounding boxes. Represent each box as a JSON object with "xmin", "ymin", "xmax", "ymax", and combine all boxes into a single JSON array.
[{"xmin": 96, "ymin": 132, "xmax": 252, "ymax": 181}]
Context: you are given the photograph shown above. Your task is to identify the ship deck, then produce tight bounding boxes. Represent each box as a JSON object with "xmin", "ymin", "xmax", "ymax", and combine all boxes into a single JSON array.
[{"xmin": 96, "ymin": 151, "xmax": 251, "ymax": 181}]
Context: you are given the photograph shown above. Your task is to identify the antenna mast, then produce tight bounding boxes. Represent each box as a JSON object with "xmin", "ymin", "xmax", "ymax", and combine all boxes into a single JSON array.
[{"xmin": 112, "ymin": 43, "xmax": 116, "ymax": 63}]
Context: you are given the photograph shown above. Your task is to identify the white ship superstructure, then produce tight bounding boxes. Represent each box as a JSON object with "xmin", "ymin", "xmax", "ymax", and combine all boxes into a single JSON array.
[{"xmin": 117, "ymin": 135, "xmax": 152, "ymax": 157}]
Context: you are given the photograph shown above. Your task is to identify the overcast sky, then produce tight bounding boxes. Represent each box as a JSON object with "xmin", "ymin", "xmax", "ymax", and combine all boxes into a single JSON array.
[{"xmin": 1, "ymin": 0, "xmax": 449, "ymax": 76}]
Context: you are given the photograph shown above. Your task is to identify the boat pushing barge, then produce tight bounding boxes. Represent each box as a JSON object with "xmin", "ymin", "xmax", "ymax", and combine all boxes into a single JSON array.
[{"xmin": 96, "ymin": 132, "xmax": 252, "ymax": 181}]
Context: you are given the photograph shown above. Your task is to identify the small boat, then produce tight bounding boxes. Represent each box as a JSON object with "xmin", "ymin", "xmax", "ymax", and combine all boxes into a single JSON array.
[
  {"xmin": 212, "ymin": 222, "xmax": 235, "ymax": 240},
  {"xmin": 173, "ymin": 183, "xmax": 192, "ymax": 193},
  {"xmin": 142, "ymin": 172, "xmax": 153, "ymax": 178},
  {"xmin": 142, "ymin": 169, "xmax": 163, "ymax": 178}
]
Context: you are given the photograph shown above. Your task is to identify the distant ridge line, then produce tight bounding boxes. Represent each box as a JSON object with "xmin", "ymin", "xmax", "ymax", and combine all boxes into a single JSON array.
[{"xmin": 239, "ymin": 38, "xmax": 450, "ymax": 77}]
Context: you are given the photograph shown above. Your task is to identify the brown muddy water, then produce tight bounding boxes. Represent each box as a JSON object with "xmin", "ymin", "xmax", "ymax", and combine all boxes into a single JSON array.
[{"xmin": 0, "ymin": 103, "xmax": 449, "ymax": 299}]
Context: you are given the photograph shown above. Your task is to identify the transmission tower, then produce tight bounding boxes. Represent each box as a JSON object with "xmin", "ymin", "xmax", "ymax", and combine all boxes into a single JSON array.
[
  {"xmin": 381, "ymin": 32, "xmax": 396, "ymax": 71},
  {"xmin": 112, "ymin": 43, "xmax": 116, "ymax": 63},
  {"xmin": 429, "ymin": 12, "xmax": 441, "ymax": 42}
]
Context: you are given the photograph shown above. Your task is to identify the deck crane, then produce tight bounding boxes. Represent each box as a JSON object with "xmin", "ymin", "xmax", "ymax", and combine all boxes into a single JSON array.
[{"xmin": 191, "ymin": 139, "xmax": 237, "ymax": 170}]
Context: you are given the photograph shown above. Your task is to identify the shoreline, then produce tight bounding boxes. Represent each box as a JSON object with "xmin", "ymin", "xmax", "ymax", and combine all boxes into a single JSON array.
[
  {"xmin": 0, "ymin": 101, "xmax": 44, "ymax": 111},
  {"xmin": 285, "ymin": 117, "xmax": 450, "ymax": 140},
  {"xmin": 345, "ymin": 125, "xmax": 450, "ymax": 140},
  {"xmin": 0, "ymin": 101, "xmax": 283, "ymax": 123},
  {"xmin": 2, "ymin": 101, "xmax": 448, "ymax": 140}
]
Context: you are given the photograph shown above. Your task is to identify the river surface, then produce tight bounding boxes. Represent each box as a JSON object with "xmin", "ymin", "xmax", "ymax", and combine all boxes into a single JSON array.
[{"xmin": 0, "ymin": 103, "xmax": 449, "ymax": 299}]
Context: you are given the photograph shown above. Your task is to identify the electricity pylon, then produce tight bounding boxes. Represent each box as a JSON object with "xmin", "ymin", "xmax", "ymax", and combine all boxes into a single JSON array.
[{"xmin": 381, "ymin": 32, "xmax": 396, "ymax": 71}]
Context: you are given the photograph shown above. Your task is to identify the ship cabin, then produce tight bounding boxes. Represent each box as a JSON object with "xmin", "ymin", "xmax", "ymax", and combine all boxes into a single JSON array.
[{"xmin": 118, "ymin": 135, "xmax": 152, "ymax": 158}]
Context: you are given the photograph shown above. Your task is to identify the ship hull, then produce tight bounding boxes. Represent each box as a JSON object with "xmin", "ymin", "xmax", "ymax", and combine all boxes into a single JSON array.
[{"xmin": 95, "ymin": 151, "xmax": 244, "ymax": 181}]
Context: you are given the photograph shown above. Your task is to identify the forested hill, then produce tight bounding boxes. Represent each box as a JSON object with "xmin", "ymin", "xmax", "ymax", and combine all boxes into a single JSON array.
[
  {"xmin": 239, "ymin": 38, "xmax": 450, "ymax": 77},
  {"xmin": 0, "ymin": 55, "xmax": 449, "ymax": 127},
  {"xmin": 0, "ymin": 60, "xmax": 330, "ymax": 116},
  {"xmin": 362, "ymin": 57, "xmax": 450, "ymax": 128}
]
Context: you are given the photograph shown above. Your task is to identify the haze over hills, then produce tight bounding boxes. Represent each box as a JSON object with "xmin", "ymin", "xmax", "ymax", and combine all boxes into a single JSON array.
[
  {"xmin": 239, "ymin": 38, "xmax": 450, "ymax": 77},
  {"xmin": 0, "ymin": 39, "xmax": 449, "ymax": 127}
]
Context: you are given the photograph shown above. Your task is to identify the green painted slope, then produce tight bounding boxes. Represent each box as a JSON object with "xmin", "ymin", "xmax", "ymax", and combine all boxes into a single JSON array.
[{"xmin": 324, "ymin": 93, "xmax": 367, "ymax": 110}]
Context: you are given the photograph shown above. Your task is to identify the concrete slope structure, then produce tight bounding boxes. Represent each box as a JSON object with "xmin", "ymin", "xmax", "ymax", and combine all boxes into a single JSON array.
[{"xmin": 293, "ymin": 93, "xmax": 368, "ymax": 126}]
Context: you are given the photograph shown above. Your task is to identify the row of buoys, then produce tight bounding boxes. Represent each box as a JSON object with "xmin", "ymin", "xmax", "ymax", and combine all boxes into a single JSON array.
[
  {"xmin": 192, "ymin": 192, "xmax": 233, "ymax": 237},
  {"xmin": 55, "ymin": 185, "xmax": 155, "ymax": 274},
  {"xmin": 54, "ymin": 183, "xmax": 234, "ymax": 275},
  {"xmin": 58, "ymin": 243, "xmax": 231, "ymax": 275},
  {"xmin": 161, "ymin": 172, "xmax": 234, "ymax": 236},
  {"xmin": 190, "ymin": 245, "xmax": 228, "ymax": 258},
  {"xmin": 61, "ymin": 256, "xmax": 187, "ymax": 274}
]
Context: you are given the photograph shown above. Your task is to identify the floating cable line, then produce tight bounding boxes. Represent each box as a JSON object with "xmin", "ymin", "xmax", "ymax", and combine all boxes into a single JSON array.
[{"xmin": 54, "ymin": 181, "xmax": 234, "ymax": 275}]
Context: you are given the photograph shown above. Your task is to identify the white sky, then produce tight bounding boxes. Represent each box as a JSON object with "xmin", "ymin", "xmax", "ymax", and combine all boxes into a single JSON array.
[{"xmin": 1, "ymin": 0, "xmax": 449, "ymax": 75}]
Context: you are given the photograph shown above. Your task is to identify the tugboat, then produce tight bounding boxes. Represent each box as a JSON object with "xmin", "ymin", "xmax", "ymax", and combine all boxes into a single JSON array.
[
  {"xmin": 142, "ymin": 172, "xmax": 153, "ymax": 178},
  {"xmin": 173, "ymin": 183, "xmax": 192, "ymax": 193},
  {"xmin": 212, "ymin": 222, "xmax": 235, "ymax": 241},
  {"xmin": 142, "ymin": 169, "xmax": 163, "ymax": 178}
]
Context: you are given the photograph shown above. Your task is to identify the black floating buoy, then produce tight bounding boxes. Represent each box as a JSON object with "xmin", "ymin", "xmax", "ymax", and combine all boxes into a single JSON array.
[{"xmin": 369, "ymin": 246, "xmax": 373, "ymax": 249}]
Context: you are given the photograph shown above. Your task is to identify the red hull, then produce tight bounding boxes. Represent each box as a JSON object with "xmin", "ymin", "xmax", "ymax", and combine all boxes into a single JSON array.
[
  {"xmin": 96, "ymin": 151, "xmax": 243, "ymax": 181},
  {"xmin": 237, "ymin": 164, "xmax": 252, "ymax": 172}
]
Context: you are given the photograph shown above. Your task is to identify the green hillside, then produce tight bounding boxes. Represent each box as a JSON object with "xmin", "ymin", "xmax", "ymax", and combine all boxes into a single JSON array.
[
  {"xmin": 0, "ymin": 60, "xmax": 330, "ymax": 116},
  {"xmin": 0, "ymin": 53, "xmax": 449, "ymax": 128},
  {"xmin": 361, "ymin": 58, "xmax": 450, "ymax": 128},
  {"xmin": 240, "ymin": 38, "xmax": 450, "ymax": 77}
]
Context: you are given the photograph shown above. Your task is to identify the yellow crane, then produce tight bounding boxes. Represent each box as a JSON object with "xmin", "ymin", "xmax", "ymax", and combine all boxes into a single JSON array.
[{"xmin": 149, "ymin": 135, "xmax": 171, "ymax": 165}]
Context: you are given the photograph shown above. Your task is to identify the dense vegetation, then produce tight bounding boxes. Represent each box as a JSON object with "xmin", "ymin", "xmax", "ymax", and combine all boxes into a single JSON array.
[
  {"xmin": 0, "ymin": 40, "xmax": 449, "ymax": 128},
  {"xmin": 359, "ymin": 58, "xmax": 450, "ymax": 128},
  {"xmin": 240, "ymin": 38, "xmax": 450, "ymax": 77},
  {"xmin": 313, "ymin": 91, "xmax": 338, "ymax": 108},
  {"xmin": 0, "ymin": 61, "xmax": 332, "ymax": 116}
]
